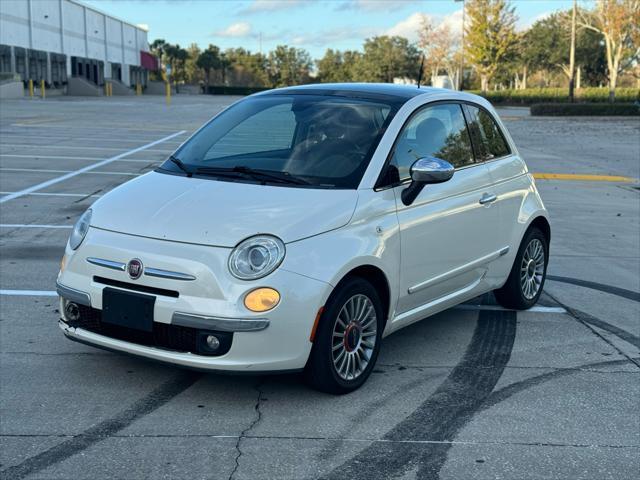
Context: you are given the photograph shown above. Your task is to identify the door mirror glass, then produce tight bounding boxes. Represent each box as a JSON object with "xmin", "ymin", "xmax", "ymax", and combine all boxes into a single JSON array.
[
  {"xmin": 410, "ymin": 157, "xmax": 455, "ymax": 184},
  {"xmin": 402, "ymin": 157, "xmax": 454, "ymax": 206}
]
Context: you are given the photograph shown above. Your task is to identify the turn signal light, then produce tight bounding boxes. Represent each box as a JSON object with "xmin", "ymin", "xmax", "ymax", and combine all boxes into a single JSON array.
[{"xmin": 244, "ymin": 288, "xmax": 280, "ymax": 312}]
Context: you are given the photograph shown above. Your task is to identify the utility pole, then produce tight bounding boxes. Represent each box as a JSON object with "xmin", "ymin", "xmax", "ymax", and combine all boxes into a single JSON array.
[
  {"xmin": 454, "ymin": 0, "xmax": 465, "ymax": 91},
  {"xmin": 568, "ymin": 0, "xmax": 577, "ymax": 102}
]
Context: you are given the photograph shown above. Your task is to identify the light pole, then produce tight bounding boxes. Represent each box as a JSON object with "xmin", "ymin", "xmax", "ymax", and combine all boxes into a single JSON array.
[{"xmin": 454, "ymin": 0, "xmax": 465, "ymax": 91}]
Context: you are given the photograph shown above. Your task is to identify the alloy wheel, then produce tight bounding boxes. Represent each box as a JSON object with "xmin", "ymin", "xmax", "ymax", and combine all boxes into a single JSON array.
[
  {"xmin": 331, "ymin": 294, "xmax": 378, "ymax": 381},
  {"xmin": 520, "ymin": 238, "xmax": 545, "ymax": 300}
]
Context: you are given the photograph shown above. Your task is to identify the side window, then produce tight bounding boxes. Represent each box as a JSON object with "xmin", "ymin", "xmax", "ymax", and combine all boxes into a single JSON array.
[
  {"xmin": 204, "ymin": 103, "xmax": 296, "ymax": 159},
  {"xmin": 466, "ymin": 106, "xmax": 511, "ymax": 161},
  {"xmin": 388, "ymin": 103, "xmax": 474, "ymax": 182}
]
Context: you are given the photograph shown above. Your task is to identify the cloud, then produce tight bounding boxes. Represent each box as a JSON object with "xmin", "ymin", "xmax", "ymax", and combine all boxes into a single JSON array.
[
  {"xmin": 238, "ymin": 0, "xmax": 304, "ymax": 14},
  {"xmin": 335, "ymin": 0, "xmax": 419, "ymax": 12},
  {"xmin": 290, "ymin": 26, "xmax": 379, "ymax": 47},
  {"xmin": 385, "ymin": 12, "xmax": 428, "ymax": 42},
  {"xmin": 439, "ymin": 9, "xmax": 463, "ymax": 36},
  {"xmin": 518, "ymin": 10, "xmax": 553, "ymax": 30},
  {"xmin": 384, "ymin": 10, "xmax": 464, "ymax": 43},
  {"xmin": 213, "ymin": 22, "xmax": 252, "ymax": 38}
]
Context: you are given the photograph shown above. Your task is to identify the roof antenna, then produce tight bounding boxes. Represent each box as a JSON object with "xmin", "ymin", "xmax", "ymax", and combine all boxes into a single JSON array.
[{"xmin": 417, "ymin": 53, "xmax": 425, "ymax": 88}]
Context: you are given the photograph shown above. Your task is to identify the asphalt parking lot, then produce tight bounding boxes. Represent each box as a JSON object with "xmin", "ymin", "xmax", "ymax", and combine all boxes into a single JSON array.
[{"xmin": 0, "ymin": 94, "xmax": 638, "ymax": 480}]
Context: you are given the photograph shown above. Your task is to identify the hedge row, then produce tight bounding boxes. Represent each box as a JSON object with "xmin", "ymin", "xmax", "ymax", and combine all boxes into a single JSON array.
[
  {"xmin": 530, "ymin": 103, "xmax": 640, "ymax": 116},
  {"xmin": 468, "ymin": 87, "xmax": 640, "ymax": 105}
]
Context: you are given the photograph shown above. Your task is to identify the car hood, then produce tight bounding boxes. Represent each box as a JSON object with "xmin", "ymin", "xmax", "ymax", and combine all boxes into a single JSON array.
[{"xmin": 90, "ymin": 172, "xmax": 358, "ymax": 247}]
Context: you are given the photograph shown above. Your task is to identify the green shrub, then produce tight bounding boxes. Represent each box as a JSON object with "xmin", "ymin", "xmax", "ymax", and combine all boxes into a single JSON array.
[
  {"xmin": 530, "ymin": 103, "xmax": 640, "ymax": 116},
  {"xmin": 468, "ymin": 88, "xmax": 640, "ymax": 105}
]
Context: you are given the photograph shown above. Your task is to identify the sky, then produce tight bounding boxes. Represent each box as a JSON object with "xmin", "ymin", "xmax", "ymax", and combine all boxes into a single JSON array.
[{"xmin": 84, "ymin": 0, "xmax": 581, "ymax": 59}]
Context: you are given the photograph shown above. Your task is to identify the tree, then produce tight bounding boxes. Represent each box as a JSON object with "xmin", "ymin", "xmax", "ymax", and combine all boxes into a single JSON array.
[
  {"xmin": 579, "ymin": 0, "xmax": 640, "ymax": 102},
  {"xmin": 419, "ymin": 15, "xmax": 462, "ymax": 89},
  {"xmin": 150, "ymin": 39, "xmax": 167, "ymax": 58},
  {"xmin": 184, "ymin": 43, "xmax": 202, "ymax": 84},
  {"xmin": 225, "ymin": 48, "xmax": 268, "ymax": 87},
  {"xmin": 358, "ymin": 36, "xmax": 421, "ymax": 83},
  {"xmin": 267, "ymin": 45, "xmax": 312, "ymax": 87},
  {"xmin": 522, "ymin": 11, "xmax": 607, "ymax": 88},
  {"xmin": 317, "ymin": 49, "xmax": 347, "ymax": 83},
  {"xmin": 316, "ymin": 49, "xmax": 365, "ymax": 82},
  {"xmin": 196, "ymin": 45, "xmax": 221, "ymax": 90},
  {"xmin": 162, "ymin": 43, "xmax": 188, "ymax": 83},
  {"xmin": 465, "ymin": 0, "xmax": 518, "ymax": 91}
]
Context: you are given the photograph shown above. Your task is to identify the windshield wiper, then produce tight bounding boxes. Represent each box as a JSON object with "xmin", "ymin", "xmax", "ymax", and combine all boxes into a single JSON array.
[
  {"xmin": 168, "ymin": 155, "xmax": 192, "ymax": 177},
  {"xmin": 195, "ymin": 166, "xmax": 309, "ymax": 185}
]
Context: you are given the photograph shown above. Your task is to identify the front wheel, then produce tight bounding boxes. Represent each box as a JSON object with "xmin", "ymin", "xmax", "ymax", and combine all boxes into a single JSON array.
[
  {"xmin": 304, "ymin": 277, "xmax": 383, "ymax": 394},
  {"xmin": 494, "ymin": 226, "xmax": 549, "ymax": 310}
]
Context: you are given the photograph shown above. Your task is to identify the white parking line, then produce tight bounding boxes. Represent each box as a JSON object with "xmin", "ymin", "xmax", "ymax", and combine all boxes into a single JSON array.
[
  {"xmin": 0, "ymin": 191, "xmax": 102, "ymax": 198},
  {"xmin": 0, "ymin": 224, "xmax": 72, "ymax": 229},
  {"xmin": 0, "ymin": 168, "xmax": 139, "ymax": 176},
  {"xmin": 1, "ymin": 154, "xmax": 161, "ymax": 163},
  {"xmin": 0, "ymin": 130, "xmax": 185, "ymax": 204},
  {"xmin": 7, "ymin": 123, "xmax": 191, "ymax": 134},
  {"xmin": 455, "ymin": 304, "xmax": 567, "ymax": 314},
  {"xmin": 0, "ymin": 290, "xmax": 59, "ymax": 297},
  {"xmin": 0, "ymin": 143, "xmax": 174, "ymax": 154},
  {"xmin": 0, "ymin": 134, "xmax": 185, "ymax": 144}
]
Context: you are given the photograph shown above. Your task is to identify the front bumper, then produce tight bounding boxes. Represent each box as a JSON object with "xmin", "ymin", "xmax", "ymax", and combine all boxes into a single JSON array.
[{"xmin": 57, "ymin": 227, "xmax": 332, "ymax": 372}]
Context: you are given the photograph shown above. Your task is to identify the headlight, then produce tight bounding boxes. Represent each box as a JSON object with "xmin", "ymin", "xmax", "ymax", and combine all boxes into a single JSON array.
[
  {"xmin": 228, "ymin": 235, "xmax": 285, "ymax": 280},
  {"xmin": 69, "ymin": 209, "xmax": 92, "ymax": 250}
]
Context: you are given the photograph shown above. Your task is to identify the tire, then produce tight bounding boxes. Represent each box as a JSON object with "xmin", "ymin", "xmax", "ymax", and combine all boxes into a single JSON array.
[
  {"xmin": 494, "ymin": 226, "xmax": 549, "ymax": 310},
  {"xmin": 304, "ymin": 277, "xmax": 384, "ymax": 394}
]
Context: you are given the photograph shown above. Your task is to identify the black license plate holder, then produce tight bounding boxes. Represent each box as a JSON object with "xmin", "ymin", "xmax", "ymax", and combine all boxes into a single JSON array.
[{"xmin": 102, "ymin": 288, "xmax": 155, "ymax": 332}]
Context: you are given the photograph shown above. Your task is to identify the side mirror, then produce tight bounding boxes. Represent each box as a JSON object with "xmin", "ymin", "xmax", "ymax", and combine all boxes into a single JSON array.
[{"xmin": 401, "ymin": 157, "xmax": 454, "ymax": 206}]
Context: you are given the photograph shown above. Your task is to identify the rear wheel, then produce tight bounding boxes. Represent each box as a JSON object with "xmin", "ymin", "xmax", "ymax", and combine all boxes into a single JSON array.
[
  {"xmin": 304, "ymin": 277, "xmax": 383, "ymax": 394},
  {"xmin": 494, "ymin": 226, "xmax": 548, "ymax": 310}
]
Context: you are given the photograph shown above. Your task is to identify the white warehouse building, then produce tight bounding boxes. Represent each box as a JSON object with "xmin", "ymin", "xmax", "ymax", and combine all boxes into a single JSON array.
[{"xmin": 0, "ymin": 0, "xmax": 156, "ymax": 94}]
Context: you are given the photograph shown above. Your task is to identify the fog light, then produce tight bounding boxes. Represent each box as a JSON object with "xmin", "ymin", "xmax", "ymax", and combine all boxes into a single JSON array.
[
  {"xmin": 205, "ymin": 335, "xmax": 220, "ymax": 350},
  {"xmin": 64, "ymin": 301, "xmax": 80, "ymax": 322},
  {"xmin": 244, "ymin": 288, "xmax": 280, "ymax": 312}
]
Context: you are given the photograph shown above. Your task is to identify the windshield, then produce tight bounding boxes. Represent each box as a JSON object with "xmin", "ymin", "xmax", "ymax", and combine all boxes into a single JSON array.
[{"xmin": 158, "ymin": 94, "xmax": 399, "ymax": 189}]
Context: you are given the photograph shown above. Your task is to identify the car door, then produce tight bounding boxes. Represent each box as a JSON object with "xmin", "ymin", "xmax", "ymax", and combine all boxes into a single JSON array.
[
  {"xmin": 463, "ymin": 104, "xmax": 528, "ymax": 284},
  {"xmin": 385, "ymin": 102, "xmax": 502, "ymax": 325}
]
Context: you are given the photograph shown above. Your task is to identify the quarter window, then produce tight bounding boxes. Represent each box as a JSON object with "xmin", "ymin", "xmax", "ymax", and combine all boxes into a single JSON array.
[
  {"xmin": 466, "ymin": 106, "xmax": 511, "ymax": 161},
  {"xmin": 388, "ymin": 103, "xmax": 474, "ymax": 182}
]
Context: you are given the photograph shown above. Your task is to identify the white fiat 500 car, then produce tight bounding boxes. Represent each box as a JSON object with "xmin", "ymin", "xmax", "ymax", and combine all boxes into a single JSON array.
[{"xmin": 57, "ymin": 84, "xmax": 549, "ymax": 393}]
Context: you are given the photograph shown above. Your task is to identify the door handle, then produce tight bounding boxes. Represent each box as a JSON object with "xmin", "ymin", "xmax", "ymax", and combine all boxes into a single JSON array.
[{"xmin": 479, "ymin": 193, "xmax": 497, "ymax": 205}]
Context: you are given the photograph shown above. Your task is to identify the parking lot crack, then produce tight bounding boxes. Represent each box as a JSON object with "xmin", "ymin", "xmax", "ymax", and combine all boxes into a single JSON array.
[
  {"xmin": 73, "ymin": 188, "xmax": 102, "ymax": 203},
  {"xmin": 228, "ymin": 382, "xmax": 264, "ymax": 480},
  {"xmin": 546, "ymin": 292, "xmax": 640, "ymax": 369}
]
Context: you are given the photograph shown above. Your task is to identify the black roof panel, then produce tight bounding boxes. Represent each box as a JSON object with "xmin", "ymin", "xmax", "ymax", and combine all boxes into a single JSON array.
[{"xmin": 260, "ymin": 83, "xmax": 445, "ymax": 102}]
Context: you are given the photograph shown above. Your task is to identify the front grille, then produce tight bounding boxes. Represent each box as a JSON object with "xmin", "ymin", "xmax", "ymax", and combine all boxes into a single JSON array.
[{"xmin": 68, "ymin": 304, "xmax": 231, "ymax": 356}]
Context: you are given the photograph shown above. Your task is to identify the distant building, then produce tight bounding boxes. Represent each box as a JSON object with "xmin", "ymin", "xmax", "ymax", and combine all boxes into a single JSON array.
[
  {"xmin": 432, "ymin": 75, "xmax": 454, "ymax": 90},
  {"xmin": 393, "ymin": 77, "xmax": 417, "ymax": 85},
  {"xmin": 0, "ymin": 0, "xmax": 156, "ymax": 93}
]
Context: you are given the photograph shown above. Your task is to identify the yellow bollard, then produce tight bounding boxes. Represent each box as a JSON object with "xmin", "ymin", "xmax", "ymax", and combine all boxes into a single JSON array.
[
  {"xmin": 108, "ymin": 82, "xmax": 113, "ymax": 97},
  {"xmin": 28, "ymin": 79, "xmax": 34, "ymax": 98},
  {"xmin": 40, "ymin": 79, "xmax": 45, "ymax": 99},
  {"xmin": 136, "ymin": 83, "xmax": 142, "ymax": 95},
  {"xmin": 104, "ymin": 82, "xmax": 109, "ymax": 96},
  {"xmin": 165, "ymin": 82, "xmax": 171, "ymax": 106}
]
